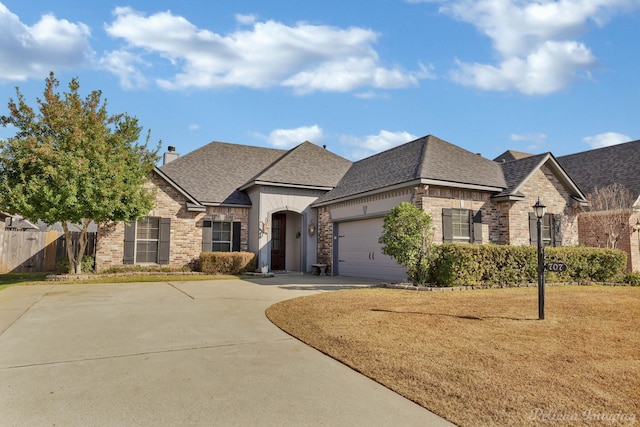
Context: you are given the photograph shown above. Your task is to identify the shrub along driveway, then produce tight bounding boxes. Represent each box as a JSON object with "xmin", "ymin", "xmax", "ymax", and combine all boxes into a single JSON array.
[{"xmin": 0, "ymin": 276, "xmax": 453, "ymax": 426}]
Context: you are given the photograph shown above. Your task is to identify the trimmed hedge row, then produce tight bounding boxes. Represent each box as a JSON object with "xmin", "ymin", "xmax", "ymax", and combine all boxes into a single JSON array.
[
  {"xmin": 199, "ymin": 252, "xmax": 256, "ymax": 275},
  {"xmin": 429, "ymin": 244, "xmax": 627, "ymax": 287}
]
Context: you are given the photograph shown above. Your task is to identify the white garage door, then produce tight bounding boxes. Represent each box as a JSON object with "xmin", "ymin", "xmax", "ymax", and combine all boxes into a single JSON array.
[{"xmin": 336, "ymin": 218, "xmax": 407, "ymax": 282}]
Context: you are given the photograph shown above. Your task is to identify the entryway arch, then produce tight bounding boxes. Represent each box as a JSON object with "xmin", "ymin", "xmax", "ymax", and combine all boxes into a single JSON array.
[{"xmin": 269, "ymin": 209, "xmax": 303, "ymax": 272}]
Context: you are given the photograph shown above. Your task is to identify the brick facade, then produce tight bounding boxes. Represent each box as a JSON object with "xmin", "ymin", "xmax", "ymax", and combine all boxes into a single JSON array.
[
  {"xmin": 418, "ymin": 185, "xmax": 495, "ymax": 244},
  {"xmin": 578, "ymin": 210, "xmax": 640, "ymax": 272},
  {"xmin": 315, "ymin": 164, "xmax": 581, "ymax": 267},
  {"xmin": 95, "ymin": 173, "xmax": 249, "ymax": 272}
]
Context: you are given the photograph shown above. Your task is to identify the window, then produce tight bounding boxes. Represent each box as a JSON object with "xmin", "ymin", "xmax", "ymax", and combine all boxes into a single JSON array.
[
  {"xmin": 136, "ymin": 217, "xmax": 160, "ymax": 262},
  {"xmin": 529, "ymin": 213, "xmax": 560, "ymax": 247},
  {"xmin": 451, "ymin": 209, "xmax": 471, "ymax": 242},
  {"xmin": 124, "ymin": 217, "xmax": 171, "ymax": 264},
  {"xmin": 212, "ymin": 221, "xmax": 232, "ymax": 252},
  {"xmin": 202, "ymin": 220, "xmax": 241, "ymax": 252},
  {"xmin": 442, "ymin": 208, "xmax": 482, "ymax": 243}
]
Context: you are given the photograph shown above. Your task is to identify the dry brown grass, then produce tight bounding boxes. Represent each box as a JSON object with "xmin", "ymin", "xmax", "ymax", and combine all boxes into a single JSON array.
[{"xmin": 266, "ymin": 286, "xmax": 640, "ymax": 426}]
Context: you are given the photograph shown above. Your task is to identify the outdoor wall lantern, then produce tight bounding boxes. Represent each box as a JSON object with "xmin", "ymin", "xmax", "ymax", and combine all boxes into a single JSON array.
[
  {"xmin": 533, "ymin": 198, "xmax": 546, "ymax": 320},
  {"xmin": 308, "ymin": 219, "xmax": 316, "ymax": 236},
  {"xmin": 259, "ymin": 218, "xmax": 270, "ymax": 237}
]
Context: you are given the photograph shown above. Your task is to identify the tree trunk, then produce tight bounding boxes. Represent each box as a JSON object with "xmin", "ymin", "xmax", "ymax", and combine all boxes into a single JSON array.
[{"xmin": 61, "ymin": 220, "xmax": 92, "ymax": 274}]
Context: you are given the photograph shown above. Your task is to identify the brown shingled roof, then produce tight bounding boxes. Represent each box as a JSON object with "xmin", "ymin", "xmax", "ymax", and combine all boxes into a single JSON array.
[
  {"xmin": 243, "ymin": 141, "xmax": 352, "ymax": 190},
  {"xmin": 158, "ymin": 141, "xmax": 286, "ymax": 205},
  {"xmin": 557, "ymin": 139, "xmax": 640, "ymax": 199},
  {"xmin": 314, "ymin": 135, "xmax": 507, "ymax": 205}
]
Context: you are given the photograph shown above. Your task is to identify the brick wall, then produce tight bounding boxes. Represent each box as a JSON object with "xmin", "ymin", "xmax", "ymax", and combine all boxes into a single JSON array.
[
  {"xmin": 578, "ymin": 210, "xmax": 638, "ymax": 272},
  {"xmin": 96, "ymin": 173, "xmax": 249, "ymax": 272},
  {"xmin": 316, "ymin": 164, "xmax": 580, "ymax": 258},
  {"xmin": 509, "ymin": 165, "xmax": 580, "ymax": 246},
  {"xmin": 419, "ymin": 186, "xmax": 494, "ymax": 244}
]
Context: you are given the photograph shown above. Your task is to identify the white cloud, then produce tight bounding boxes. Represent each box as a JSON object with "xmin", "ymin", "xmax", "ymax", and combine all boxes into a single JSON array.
[
  {"xmin": 104, "ymin": 7, "xmax": 428, "ymax": 93},
  {"xmin": 341, "ymin": 130, "xmax": 417, "ymax": 159},
  {"xmin": 260, "ymin": 125, "xmax": 324, "ymax": 149},
  {"xmin": 99, "ymin": 50, "xmax": 149, "ymax": 89},
  {"xmin": 0, "ymin": 3, "xmax": 93, "ymax": 82},
  {"xmin": 510, "ymin": 132, "xmax": 548, "ymax": 150},
  {"xmin": 452, "ymin": 41, "xmax": 595, "ymax": 94},
  {"xmin": 423, "ymin": 0, "xmax": 640, "ymax": 94},
  {"xmin": 235, "ymin": 14, "xmax": 257, "ymax": 25},
  {"xmin": 583, "ymin": 132, "xmax": 631, "ymax": 149}
]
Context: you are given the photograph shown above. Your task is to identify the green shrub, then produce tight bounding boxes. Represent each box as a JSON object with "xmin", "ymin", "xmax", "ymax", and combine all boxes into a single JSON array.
[
  {"xmin": 198, "ymin": 252, "xmax": 256, "ymax": 275},
  {"xmin": 545, "ymin": 246, "xmax": 627, "ymax": 284},
  {"xmin": 622, "ymin": 273, "xmax": 640, "ymax": 285},
  {"xmin": 55, "ymin": 256, "xmax": 95, "ymax": 274},
  {"xmin": 428, "ymin": 244, "xmax": 626, "ymax": 287},
  {"xmin": 379, "ymin": 202, "xmax": 434, "ymax": 285}
]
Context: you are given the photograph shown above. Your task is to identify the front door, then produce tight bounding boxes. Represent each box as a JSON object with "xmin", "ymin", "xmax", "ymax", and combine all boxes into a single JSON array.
[{"xmin": 270, "ymin": 213, "xmax": 286, "ymax": 270}]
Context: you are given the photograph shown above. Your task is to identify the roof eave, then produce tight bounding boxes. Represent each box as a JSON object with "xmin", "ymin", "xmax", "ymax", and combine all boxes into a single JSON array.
[
  {"xmin": 420, "ymin": 178, "xmax": 504, "ymax": 192},
  {"xmin": 312, "ymin": 179, "xmax": 424, "ymax": 207},
  {"xmin": 491, "ymin": 194, "xmax": 526, "ymax": 202},
  {"xmin": 153, "ymin": 167, "xmax": 205, "ymax": 209},
  {"xmin": 241, "ymin": 180, "xmax": 334, "ymax": 192},
  {"xmin": 201, "ymin": 201, "xmax": 253, "ymax": 208}
]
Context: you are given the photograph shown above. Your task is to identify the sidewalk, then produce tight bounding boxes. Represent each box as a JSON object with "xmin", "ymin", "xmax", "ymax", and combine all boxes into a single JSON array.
[{"xmin": 0, "ymin": 277, "xmax": 454, "ymax": 426}]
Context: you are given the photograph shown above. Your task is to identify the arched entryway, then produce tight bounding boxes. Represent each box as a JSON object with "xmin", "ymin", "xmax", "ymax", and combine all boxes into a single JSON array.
[{"xmin": 269, "ymin": 210, "xmax": 303, "ymax": 272}]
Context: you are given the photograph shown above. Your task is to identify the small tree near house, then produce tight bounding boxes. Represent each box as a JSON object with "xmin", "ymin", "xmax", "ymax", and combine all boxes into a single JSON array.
[
  {"xmin": 584, "ymin": 183, "xmax": 635, "ymax": 249},
  {"xmin": 0, "ymin": 72, "xmax": 159, "ymax": 274},
  {"xmin": 379, "ymin": 202, "xmax": 434, "ymax": 285}
]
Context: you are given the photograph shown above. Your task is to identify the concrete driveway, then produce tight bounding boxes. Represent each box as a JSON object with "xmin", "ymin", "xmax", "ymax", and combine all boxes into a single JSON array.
[{"xmin": 0, "ymin": 275, "xmax": 453, "ymax": 426}]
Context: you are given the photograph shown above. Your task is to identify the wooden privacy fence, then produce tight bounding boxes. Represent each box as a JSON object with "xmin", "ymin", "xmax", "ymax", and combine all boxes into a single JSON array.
[{"xmin": 0, "ymin": 228, "xmax": 96, "ymax": 273}]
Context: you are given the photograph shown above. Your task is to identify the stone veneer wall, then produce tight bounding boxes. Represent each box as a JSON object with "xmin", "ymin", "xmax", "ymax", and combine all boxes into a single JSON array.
[
  {"xmin": 96, "ymin": 173, "xmax": 249, "ymax": 272},
  {"xmin": 316, "ymin": 206, "xmax": 333, "ymax": 273}
]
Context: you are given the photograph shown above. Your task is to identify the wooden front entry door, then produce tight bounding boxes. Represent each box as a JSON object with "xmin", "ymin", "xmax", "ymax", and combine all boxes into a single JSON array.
[{"xmin": 270, "ymin": 213, "xmax": 286, "ymax": 270}]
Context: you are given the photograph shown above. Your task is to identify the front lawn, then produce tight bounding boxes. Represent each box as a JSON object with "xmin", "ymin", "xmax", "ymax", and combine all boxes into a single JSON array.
[{"xmin": 266, "ymin": 286, "xmax": 639, "ymax": 426}]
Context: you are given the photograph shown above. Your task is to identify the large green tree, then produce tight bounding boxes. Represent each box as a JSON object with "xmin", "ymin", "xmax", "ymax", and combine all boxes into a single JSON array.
[
  {"xmin": 379, "ymin": 202, "xmax": 434, "ymax": 285},
  {"xmin": 0, "ymin": 72, "xmax": 159, "ymax": 274}
]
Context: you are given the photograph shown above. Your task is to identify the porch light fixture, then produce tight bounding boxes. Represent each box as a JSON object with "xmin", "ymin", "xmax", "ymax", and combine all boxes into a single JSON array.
[
  {"xmin": 258, "ymin": 218, "xmax": 271, "ymax": 238},
  {"xmin": 532, "ymin": 198, "xmax": 546, "ymax": 320},
  {"xmin": 308, "ymin": 219, "xmax": 316, "ymax": 236}
]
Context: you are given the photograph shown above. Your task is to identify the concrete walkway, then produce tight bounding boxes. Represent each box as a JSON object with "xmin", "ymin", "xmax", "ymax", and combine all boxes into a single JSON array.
[{"xmin": 0, "ymin": 275, "xmax": 454, "ymax": 426}]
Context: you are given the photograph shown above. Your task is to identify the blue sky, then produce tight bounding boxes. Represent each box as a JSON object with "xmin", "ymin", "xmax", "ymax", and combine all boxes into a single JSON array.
[{"xmin": 0, "ymin": 0, "xmax": 638, "ymax": 162}]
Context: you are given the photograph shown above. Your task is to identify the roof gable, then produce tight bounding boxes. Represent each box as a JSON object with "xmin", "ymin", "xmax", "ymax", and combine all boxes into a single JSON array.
[
  {"xmin": 496, "ymin": 152, "xmax": 587, "ymax": 202},
  {"xmin": 493, "ymin": 150, "xmax": 534, "ymax": 163},
  {"xmin": 315, "ymin": 135, "xmax": 507, "ymax": 205},
  {"xmin": 557, "ymin": 139, "xmax": 640, "ymax": 199},
  {"xmin": 243, "ymin": 141, "xmax": 352, "ymax": 189}
]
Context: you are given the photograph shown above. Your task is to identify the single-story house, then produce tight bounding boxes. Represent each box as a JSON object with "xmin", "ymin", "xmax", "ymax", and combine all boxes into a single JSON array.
[
  {"xmin": 96, "ymin": 135, "xmax": 588, "ymax": 281},
  {"xmin": 557, "ymin": 139, "xmax": 640, "ymax": 272}
]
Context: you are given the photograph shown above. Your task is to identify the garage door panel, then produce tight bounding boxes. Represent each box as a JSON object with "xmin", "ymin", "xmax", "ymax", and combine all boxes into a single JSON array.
[{"xmin": 337, "ymin": 218, "xmax": 407, "ymax": 282}]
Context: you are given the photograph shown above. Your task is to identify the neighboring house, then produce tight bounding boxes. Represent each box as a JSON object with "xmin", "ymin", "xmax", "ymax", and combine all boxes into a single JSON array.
[
  {"xmin": 557, "ymin": 139, "xmax": 640, "ymax": 272},
  {"xmin": 0, "ymin": 213, "xmax": 39, "ymax": 231},
  {"xmin": 95, "ymin": 135, "xmax": 588, "ymax": 281}
]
